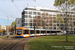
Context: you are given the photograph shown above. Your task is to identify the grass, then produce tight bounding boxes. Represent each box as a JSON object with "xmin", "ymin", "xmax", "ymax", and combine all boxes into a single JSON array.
[
  {"xmin": 28, "ymin": 35, "xmax": 75, "ymax": 50},
  {"xmin": 0, "ymin": 35, "xmax": 15, "ymax": 39}
]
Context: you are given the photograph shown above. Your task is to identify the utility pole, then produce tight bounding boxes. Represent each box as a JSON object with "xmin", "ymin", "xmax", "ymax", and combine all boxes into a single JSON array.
[{"xmin": 7, "ymin": 16, "xmax": 9, "ymax": 37}]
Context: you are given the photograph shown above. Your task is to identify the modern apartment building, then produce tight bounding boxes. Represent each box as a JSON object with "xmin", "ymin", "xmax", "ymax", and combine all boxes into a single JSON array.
[{"xmin": 21, "ymin": 7, "xmax": 75, "ymax": 34}]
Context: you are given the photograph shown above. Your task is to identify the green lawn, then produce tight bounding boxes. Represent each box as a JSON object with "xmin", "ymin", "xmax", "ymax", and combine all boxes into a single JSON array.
[
  {"xmin": 28, "ymin": 35, "xmax": 75, "ymax": 50},
  {"xmin": 0, "ymin": 35, "xmax": 15, "ymax": 39}
]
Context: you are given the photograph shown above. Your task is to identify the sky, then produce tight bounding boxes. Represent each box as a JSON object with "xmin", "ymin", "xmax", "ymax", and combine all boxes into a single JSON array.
[{"xmin": 0, "ymin": 0, "xmax": 55, "ymax": 26}]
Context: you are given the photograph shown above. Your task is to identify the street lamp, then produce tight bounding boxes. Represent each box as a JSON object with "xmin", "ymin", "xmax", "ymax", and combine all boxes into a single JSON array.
[{"xmin": 7, "ymin": 16, "xmax": 9, "ymax": 37}]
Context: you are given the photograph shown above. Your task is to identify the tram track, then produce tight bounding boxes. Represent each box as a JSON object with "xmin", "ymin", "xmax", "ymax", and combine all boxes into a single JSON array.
[
  {"xmin": 0, "ymin": 37, "xmax": 35, "ymax": 50},
  {"xmin": 0, "ymin": 38, "xmax": 25, "ymax": 50}
]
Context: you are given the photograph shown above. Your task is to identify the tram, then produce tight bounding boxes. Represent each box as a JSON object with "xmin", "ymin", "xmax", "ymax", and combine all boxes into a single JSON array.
[
  {"xmin": 16, "ymin": 27, "xmax": 61, "ymax": 38},
  {"xmin": 16, "ymin": 27, "xmax": 30, "ymax": 38}
]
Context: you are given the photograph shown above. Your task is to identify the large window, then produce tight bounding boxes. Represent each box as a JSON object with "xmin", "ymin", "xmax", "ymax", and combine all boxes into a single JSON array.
[
  {"xmin": 23, "ymin": 30, "xmax": 29, "ymax": 34},
  {"xmin": 17, "ymin": 29, "xmax": 22, "ymax": 35}
]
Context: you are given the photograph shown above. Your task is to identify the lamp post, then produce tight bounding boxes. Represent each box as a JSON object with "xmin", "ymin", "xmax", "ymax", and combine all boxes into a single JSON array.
[{"xmin": 7, "ymin": 16, "xmax": 9, "ymax": 37}]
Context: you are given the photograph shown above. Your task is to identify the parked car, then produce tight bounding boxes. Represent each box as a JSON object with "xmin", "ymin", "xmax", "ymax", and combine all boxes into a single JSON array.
[{"xmin": 10, "ymin": 33, "xmax": 13, "ymax": 35}]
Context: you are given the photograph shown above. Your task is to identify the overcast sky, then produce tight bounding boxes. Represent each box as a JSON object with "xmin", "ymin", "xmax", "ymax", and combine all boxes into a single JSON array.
[{"xmin": 0, "ymin": 0, "xmax": 55, "ymax": 26}]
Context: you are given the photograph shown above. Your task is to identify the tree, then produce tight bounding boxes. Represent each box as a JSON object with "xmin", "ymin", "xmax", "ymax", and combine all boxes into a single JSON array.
[
  {"xmin": 54, "ymin": 14, "xmax": 64, "ymax": 30},
  {"xmin": 0, "ymin": 29, "xmax": 3, "ymax": 34},
  {"xmin": 54, "ymin": 0, "xmax": 75, "ymax": 42},
  {"xmin": 11, "ymin": 22, "xmax": 16, "ymax": 34},
  {"xmin": 34, "ymin": 13, "xmax": 54, "ymax": 29},
  {"xmin": 72, "ymin": 8, "xmax": 75, "ymax": 10},
  {"xmin": 6, "ymin": 26, "xmax": 11, "ymax": 32},
  {"xmin": 0, "ymin": 25, "xmax": 1, "ymax": 29},
  {"xmin": 0, "ymin": 25, "xmax": 3, "ymax": 34}
]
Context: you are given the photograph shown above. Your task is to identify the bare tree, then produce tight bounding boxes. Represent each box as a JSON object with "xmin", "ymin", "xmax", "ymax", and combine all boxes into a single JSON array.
[{"xmin": 34, "ymin": 12, "xmax": 54, "ymax": 29}]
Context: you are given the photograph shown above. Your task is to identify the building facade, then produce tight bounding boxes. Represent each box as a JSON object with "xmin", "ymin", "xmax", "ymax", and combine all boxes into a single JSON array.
[
  {"xmin": 21, "ymin": 7, "xmax": 75, "ymax": 34},
  {"xmin": 22, "ymin": 7, "xmax": 60, "ymax": 29},
  {"xmin": 15, "ymin": 18, "xmax": 22, "ymax": 28},
  {"xmin": 1, "ymin": 26, "xmax": 6, "ymax": 31}
]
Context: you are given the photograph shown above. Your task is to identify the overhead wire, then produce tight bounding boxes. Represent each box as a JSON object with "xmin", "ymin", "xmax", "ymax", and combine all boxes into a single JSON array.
[
  {"xmin": 34, "ymin": 0, "xmax": 43, "ymax": 7},
  {"xmin": 0, "ymin": 9, "xmax": 9, "ymax": 15},
  {"xmin": 0, "ymin": 9, "xmax": 19, "ymax": 18},
  {"xmin": 12, "ymin": 1, "xmax": 21, "ymax": 12}
]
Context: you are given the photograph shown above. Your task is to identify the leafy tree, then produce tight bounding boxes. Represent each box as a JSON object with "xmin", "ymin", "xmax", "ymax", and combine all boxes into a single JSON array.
[
  {"xmin": 0, "ymin": 29, "xmax": 3, "ymax": 34},
  {"xmin": 0, "ymin": 25, "xmax": 1, "ymax": 29},
  {"xmin": 54, "ymin": 14, "xmax": 64, "ymax": 30},
  {"xmin": 72, "ymin": 8, "xmax": 75, "ymax": 10},
  {"xmin": 0, "ymin": 25, "xmax": 3, "ymax": 34},
  {"xmin": 11, "ymin": 22, "xmax": 16, "ymax": 34},
  {"xmin": 6, "ymin": 26, "xmax": 11, "ymax": 32},
  {"xmin": 54, "ymin": 0, "xmax": 75, "ymax": 42}
]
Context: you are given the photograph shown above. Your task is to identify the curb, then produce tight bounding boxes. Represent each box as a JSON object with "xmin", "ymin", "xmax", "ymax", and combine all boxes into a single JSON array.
[{"xmin": 24, "ymin": 37, "xmax": 39, "ymax": 50}]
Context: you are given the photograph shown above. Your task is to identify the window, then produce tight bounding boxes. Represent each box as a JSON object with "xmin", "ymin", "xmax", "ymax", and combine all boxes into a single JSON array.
[
  {"xmin": 37, "ymin": 12, "xmax": 40, "ymax": 15},
  {"xmin": 22, "ymin": 19, "xmax": 25, "ymax": 22},
  {"xmin": 17, "ymin": 29, "xmax": 22, "ymax": 35},
  {"xmin": 25, "ymin": 15, "xmax": 28, "ymax": 18},
  {"xmin": 60, "ymin": 14, "xmax": 62, "ymax": 16},
  {"xmin": 25, "ymin": 11, "xmax": 28, "ymax": 14},
  {"xmin": 53, "ymin": 15, "xmax": 56, "ymax": 17},
  {"xmin": 33, "ymin": 12, "xmax": 36, "ymax": 15},
  {"xmin": 18, "ymin": 21, "xmax": 19, "ymax": 24},
  {"xmin": 22, "ymin": 15, "xmax": 25, "ymax": 19},
  {"xmin": 40, "ymin": 9, "xmax": 59, "ymax": 12},
  {"xmin": 29, "ymin": 23, "xmax": 32, "ymax": 26},
  {"xmin": 23, "ymin": 30, "xmax": 28, "ymax": 34},
  {"xmin": 57, "ymin": 24, "xmax": 59, "ymax": 26},
  {"xmin": 22, "ymin": 23, "xmax": 28, "ymax": 26},
  {"xmin": 29, "ymin": 11, "xmax": 32, "ymax": 14},
  {"xmin": 25, "ymin": 23, "xmax": 28, "ymax": 26},
  {"xmin": 29, "ymin": 15, "xmax": 32, "ymax": 18}
]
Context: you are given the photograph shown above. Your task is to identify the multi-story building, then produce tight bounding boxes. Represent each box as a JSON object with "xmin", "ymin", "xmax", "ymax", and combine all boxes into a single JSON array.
[
  {"xmin": 21, "ymin": 7, "xmax": 75, "ymax": 34},
  {"xmin": 15, "ymin": 18, "xmax": 22, "ymax": 28},
  {"xmin": 22, "ymin": 7, "xmax": 60, "ymax": 28},
  {"xmin": 1, "ymin": 26, "xmax": 6, "ymax": 31}
]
